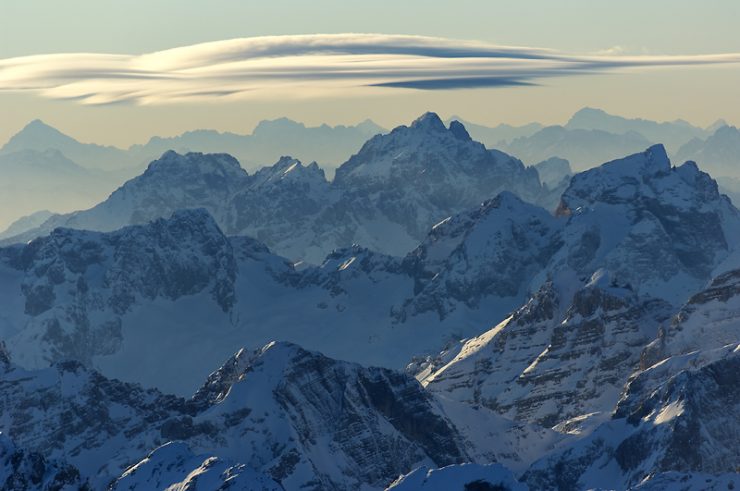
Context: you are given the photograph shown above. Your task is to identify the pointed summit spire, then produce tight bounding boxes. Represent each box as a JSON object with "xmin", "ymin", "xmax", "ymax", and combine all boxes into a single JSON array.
[
  {"xmin": 410, "ymin": 112, "xmax": 446, "ymax": 132},
  {"xmin": 448, "ymin": 120, "xmax": 472, "ymax": 141}
]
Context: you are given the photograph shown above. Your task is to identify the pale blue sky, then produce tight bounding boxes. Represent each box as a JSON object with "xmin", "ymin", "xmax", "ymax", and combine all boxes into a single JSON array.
[{"xmin": 1, "ymin": 0, "xmax": 739, "ymax": 146}]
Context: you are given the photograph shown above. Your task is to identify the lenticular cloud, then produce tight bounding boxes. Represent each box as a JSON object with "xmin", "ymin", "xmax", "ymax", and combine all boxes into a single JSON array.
[{"xmin": 1, "ymin": 33, "xmax": 739, "ymax": 105}]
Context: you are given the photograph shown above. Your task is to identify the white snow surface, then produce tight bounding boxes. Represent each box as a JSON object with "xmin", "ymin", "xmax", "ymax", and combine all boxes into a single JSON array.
[{"xmin": 385, "ymin": 463, "xmax": 527, "ymax": 491}]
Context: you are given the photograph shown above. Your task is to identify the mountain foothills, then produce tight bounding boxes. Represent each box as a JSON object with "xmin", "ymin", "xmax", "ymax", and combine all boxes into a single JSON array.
[{"xmin": 0, "ymin": 111, "xmax": 738, "ymax": 490}]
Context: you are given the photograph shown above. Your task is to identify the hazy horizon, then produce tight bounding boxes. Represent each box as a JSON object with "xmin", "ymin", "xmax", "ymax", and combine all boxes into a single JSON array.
[
  {"xmin": 2, "ymin": 105, "xmax": 735, "ymax": 151},
  {"xmin": 2, "ymin": 1, "xmax": 739, "ymax": 147}
]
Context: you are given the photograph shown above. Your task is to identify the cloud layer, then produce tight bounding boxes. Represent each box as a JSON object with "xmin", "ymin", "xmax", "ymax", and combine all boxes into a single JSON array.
[{"xmin": 1, "ymin": 34, "xmax": 739, "ymax": 105}]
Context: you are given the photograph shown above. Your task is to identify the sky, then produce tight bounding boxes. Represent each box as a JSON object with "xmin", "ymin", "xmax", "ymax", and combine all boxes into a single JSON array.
[{"xmin": 1, "ymin": 0, "xmax": 739, "ymax": 147}]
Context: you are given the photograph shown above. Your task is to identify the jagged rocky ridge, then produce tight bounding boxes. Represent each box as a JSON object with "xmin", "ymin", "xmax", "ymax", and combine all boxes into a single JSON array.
[
  {"xmin": 473, "ymin": 253, "xmax": 740, "ymax": 489},
  {"xmin": 522, "ymin": 344, "xmax": 740, "ymax": 490},
  {"xmin": 3, "ymin": 113, "xmax": 549, "ymax": 263},
  {"xmin": 419, "ymin": 144, "xmax": 740, "ymax": 432},
  {"xmin": 0, "ymin": 340, "xmax": 552, "ymax": 490}
]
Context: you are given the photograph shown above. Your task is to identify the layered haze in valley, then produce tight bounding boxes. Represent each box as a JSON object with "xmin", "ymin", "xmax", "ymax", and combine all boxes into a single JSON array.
[{"xmin": 1, "ymin": 1, "xmax": 739, "ymax": 490}]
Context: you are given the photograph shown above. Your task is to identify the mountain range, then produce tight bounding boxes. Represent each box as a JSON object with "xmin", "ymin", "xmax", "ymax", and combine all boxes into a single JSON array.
[
  {"xmin": 2, "ymin": 107, "xmax": 738, "ymax": 233},
  {"xmin": 1, "ymin": 113, "xmax": 550, "ymax": 263},
  {"xmin": 1, "ymin": 117, "xmax": 385, "ymax": 173},
  {"xmin": 0, "ymin": 110, "xmax": 738, "ymax": 490},
  {"xmin": 0, "ymin": 118, "xmax": 385, "ymax": 231}
]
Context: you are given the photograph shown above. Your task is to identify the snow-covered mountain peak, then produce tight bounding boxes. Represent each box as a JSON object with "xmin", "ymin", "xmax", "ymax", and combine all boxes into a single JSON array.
[
  {"xmin": 334, "ymin": 112, "xmax": 502, "ymax": 184},
  {"xmin": 250, "ymin": 156, "xmax": 328, "ymax": 188},
  {"xmin": 411, "ymin": 190, "xmax": 559, "ymax": 268},
  {"xmin": 398, "ymin": 191, "xmax": 561, "ymax": 320},
  {"xmin": 409, "ymin": 111, "xmax": 447, "ymax": 133},
  {"xmin": 447, "ymin": 120, "xmax": 473, "ymax": 142},
  {"xmin": 329, "ymin": 113, "xmax": 544, "ymax": 248},
  {"xmin": 14, "ymin": 150, "xmax": 251, "ymax": 239},
  {"xmin": 186, "ymin": 340, "xmax": 471, "ymax": 489},
  {"xmin": 0, "ymin": 208, "xmax": 239, "ymax": 368},
  {"xmin": 558, "ymin": 144, "xmax": 673, "ymax": 212},
  {"xmin": 1, "ymin": 119, "xmax": 74, "ymax": 152},
  {"xmin": 191, "ymin": 341, "xmax": 308, "ymax": 407},
  {"xmin": 485, "ymin": 189, "xmax": 534, "ymax": 210},
  {"xmin": 143, "ymin": 150, "xmax": 246, "ymax": 180},
  {"xmin": 191, "ymin": 346, "xmax": 264, "ymax": 406},
  {"xmin": 547, "ymin": 142, "xmax": 740, "ymax": 301}
]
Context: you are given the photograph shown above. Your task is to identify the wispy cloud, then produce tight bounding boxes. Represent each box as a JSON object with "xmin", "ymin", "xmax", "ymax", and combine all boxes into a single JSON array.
[{"xmin": 1, "ymin": 34, "xmax": 739, "ymax": 105}]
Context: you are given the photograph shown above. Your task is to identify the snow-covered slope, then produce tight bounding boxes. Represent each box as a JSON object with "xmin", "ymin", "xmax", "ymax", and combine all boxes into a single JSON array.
[
  {"xmin": 111, "ymin": 442, "xmax": 283, "ymax": 491},
  {"xmin": 386, "ymin": 463, "xmax": 527, "ymax": 491},
  {"xmin": 0, "ymin": 340, "xmax": 492, "ymax": 490},
  {"xmin": 642, "ymin": 267, "xmax": 740, "ymax": 367},
  {"xmin": 0, "ymin": 208, "xmax": 237, "ymax": 371},
  {"xmin": 516, "ymin": 256, "xmax": 740, "ymax": 488},
  {"xmin": 184, "ymin": 342, "xmax": 470, "ymax": 490},
  {"xmin": 523, "ymin": 344, "xmax": 740, "ymax": 490},
  {"xmin": 399, "ymin": 192, "xmax": 562, "ymax": 321},
  {"xmin": 0, "ymin": 355, "xmax": 187, "ymax": 488},
  {"xmin": 422, "ymin": 275, "xmax": 671, "ymax": 428},
  {"xmin": 0, "ymin": 205, "xmax": 531, "ymax": 394}
]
